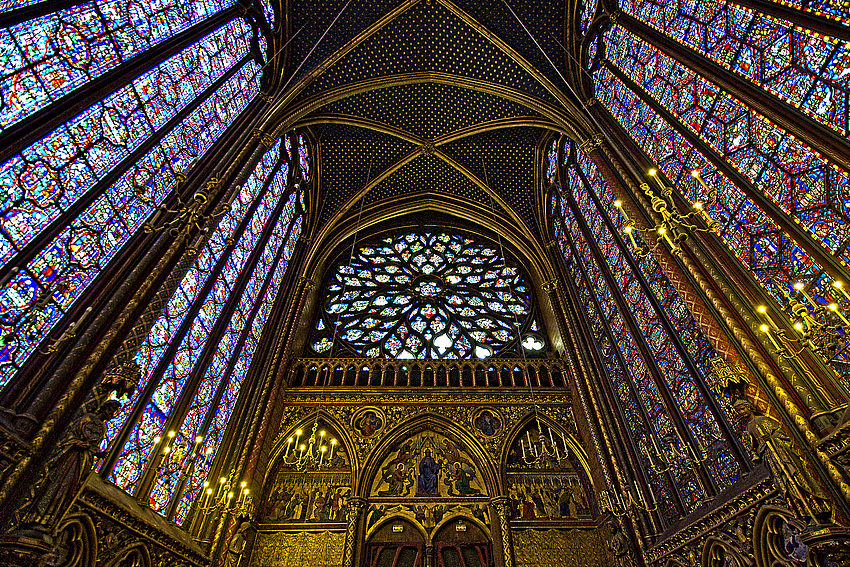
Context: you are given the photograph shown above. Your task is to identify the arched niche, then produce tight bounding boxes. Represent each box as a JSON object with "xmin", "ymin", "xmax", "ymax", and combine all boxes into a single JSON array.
[
  {"xmin": 365, "ymin": 517, "xmax": 428, "ymax": 567},
  {"xmin": 500, "ymin": 413, "xmax": 598, "ymax": 523},
  {"xmin": 361, "ymin": 414, "xmax": 500, "ymax": 541},
  {"xmin": 260, "ymin": 412, "xmax": 355, "ymax": 525},
  {"xmin": 432, "ymin": 517, "xmax": 492, "ymax": 567}
]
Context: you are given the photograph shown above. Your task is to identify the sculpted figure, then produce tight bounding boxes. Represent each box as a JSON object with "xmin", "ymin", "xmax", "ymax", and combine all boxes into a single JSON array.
[
  {"xmin": 734, "ymin": 400, "xmax": 831, "ymax": 524},
  {"xmin": 223, "ymin": 520, "xmax": 251, "ymax": 567},
  {"xmin": 19, "ymin": 400, "xmax": 121, "ymax": 532},
  {"xmin": 608, "ymin": 520, "xmax": 636, "ymax": 567}
]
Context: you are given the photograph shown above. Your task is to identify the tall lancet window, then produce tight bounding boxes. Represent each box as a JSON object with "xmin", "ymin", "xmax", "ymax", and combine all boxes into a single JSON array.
[
  {"xmin": 552, "ymin": 140, "xmax": 747, "ymax": 526},
  {"xmin": 0, "ymin": 1, "xmax": 272, "ymax": 389},
  {"xmin": 96, "ymin": 134, "xmax": 306, "ymax": 523},
  {"xmin": 588, "ymin": 0, "xmax": 850, "ymax": 387}
]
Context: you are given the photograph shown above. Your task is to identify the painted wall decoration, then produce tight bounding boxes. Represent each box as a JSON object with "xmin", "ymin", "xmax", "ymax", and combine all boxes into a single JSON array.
[
  {"xmin": 353, "ymin": 408, "xmax": 385, "ymax": 438},
  {"xmin": 472, "ymin": 409, "xmax": 502, "ymax": 437},
  {"xmin": 370, "ymin": 431, "xmax": 487, "ymax": 499},
  {"xmin": 262, "ymin": 421, "xmax": 352, "ymax": 524},
  {"xmin": 506, "ymin": 422, "xmax": 596, "ymax": 522}
]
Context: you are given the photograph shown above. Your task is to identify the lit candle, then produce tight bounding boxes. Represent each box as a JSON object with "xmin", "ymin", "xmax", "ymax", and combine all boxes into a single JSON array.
[
  {"xmin": 613, "ymin": 200, "xmax": 632, "ymax": 224},
  {"xmin": 833, "ymin": 280, "xmax": 850, "ymax": 303},
  {"xmin": 756, "ymin": 305, "xmax": 777, "ymax": 329},
  {"xmin": 284, "ymin": 436, "xmax": 294, "ymax": 458},
  {"xmin": 794, "ymin": 282, "xmax": 820, "ymax": 312},
  {"xmin": 548, "ymin": 427, "xmax": 555, "ymax": 447},
  {"xmin": 760, "ymin": 324, "xmax": 783, "ymax": 351},
  {"xmin": 828, "ymin": 303, "xmax": 850, "ymax": 326},
  {"xmin": 521, "ymin": 440, "xmax": 527, "ymax": 459},
  {"xmin": 648, "ymin": 168, "xmax": 665, "ymax": 192},
  {"xmin": 527, "ymin": 430, "xmax": 533, "ymax": 447},
  {"xmin": 330, "ymin": 438, "xmax": 337, "ymax": 462},
  {"xmin": 691, "ymin": 170, "xmax": 711, "ymax": 194}
]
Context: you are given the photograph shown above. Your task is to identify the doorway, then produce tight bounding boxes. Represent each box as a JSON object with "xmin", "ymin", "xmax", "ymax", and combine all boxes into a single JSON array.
[
  {"xmin": 433, "ymin": 518, "xmax": 492, "ymax": 567},
  {"xmin": 367, "ymin": 518, "xmax": 425, "ymax": 567}
]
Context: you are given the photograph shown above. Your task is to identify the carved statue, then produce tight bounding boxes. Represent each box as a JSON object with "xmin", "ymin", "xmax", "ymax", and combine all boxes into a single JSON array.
[
  {"xmin": 222, "ymin": 519, "xmax": 251, "ymax": 567},
  {"xmin": 608, "ymin": 520, "xmax": 636, "ymax": 567},
  {"xmin": 17, "ymin": 400, "xmax": 121, "ymax": 534},
  {"xmin": 734, "ymin": 400, "xmax": 832, "ymax": 524}
]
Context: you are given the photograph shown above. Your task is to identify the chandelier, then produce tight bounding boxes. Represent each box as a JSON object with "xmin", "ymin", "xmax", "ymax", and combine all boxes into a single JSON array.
[
  {"xmin": 518, "ymin": 422, "xmax": 568, "ymax": 468},
  {"xmin": 281, "ymin": 421, "xmax": 338, "ymax": 471}
]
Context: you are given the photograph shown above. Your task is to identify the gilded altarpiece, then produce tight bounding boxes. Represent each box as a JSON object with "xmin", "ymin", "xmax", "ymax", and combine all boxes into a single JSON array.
[{"xmin": 246, "ymin": 389, "xmax": 614, "ymax": 567}]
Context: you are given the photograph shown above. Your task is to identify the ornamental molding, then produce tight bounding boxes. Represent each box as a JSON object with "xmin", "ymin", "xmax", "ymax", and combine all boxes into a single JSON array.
[
  {"xmin": 77, "ymin": 478, "xmax": 208, "ymax": 566},
  {"xmin": 270, "ymin": 392, "xmax": 577, "ymax": 468},
  {"xmin": 644, "ymin": 473, "xmax": 775, "ymax": 564}
]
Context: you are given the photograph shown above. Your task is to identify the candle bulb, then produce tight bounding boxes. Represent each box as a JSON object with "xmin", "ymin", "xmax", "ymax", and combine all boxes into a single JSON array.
[
  {"xmin": 833, "ymin": 281, "xmax": 850, "ymax": 303},
  {"xmin": 284, "ymin": 436, "xmax": 294, "ymax": 457},
  {"xmin": 521, "ymin": 440, "xmax": 527, "ymax": 459},
  {"xmin": 330, "ymin": 439, "xmax": 337, "ymax": 462},
  {"xmin": 548, "ymin": 427, "xmax": 555, "ymax": 446},
  {"xmin": 648, "ymin": 168, "xmax": 666, "ymax": 192},
  {"xmin": 613, "ymin": 200, "xmax": 631, "ymax": 224},
  {"xmin": 760, "ymin": 324, "xmax": 783, "ymax": 350},
  {"xmin": 828, "ymin": 303, "xmax": 850, "ymax": 326},
  {"xmin": 794, "ymin": 282, "xmax": 820, "ymax": 312}
]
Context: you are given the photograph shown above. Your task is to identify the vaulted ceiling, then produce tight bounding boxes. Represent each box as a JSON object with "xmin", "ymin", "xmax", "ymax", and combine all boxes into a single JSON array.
[{"xmin": 260, "ymin": 0, "xmax": 595, "ymax": 242}]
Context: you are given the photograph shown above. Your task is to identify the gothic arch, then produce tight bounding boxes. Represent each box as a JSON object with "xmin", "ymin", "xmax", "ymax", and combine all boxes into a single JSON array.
[
  {"xmin": 265, "ymin": 410, "xmax": 359, "ymax": 482},
  {"xmin": 357, "ymin": 413, "xmax": 501, "ymax": 499},
  {"xmin": 102, "ymin": 543, "xmax": 152, "ymax": 567},
  {"xmin": 498, "ymin": 411, "xmax": 592, "ymax": 482}
]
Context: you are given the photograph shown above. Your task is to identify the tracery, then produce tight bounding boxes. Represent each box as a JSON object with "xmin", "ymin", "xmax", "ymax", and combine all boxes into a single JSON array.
[{"xmin": 311, "ymin": 231, "xmax": 545, "ymax": 360}]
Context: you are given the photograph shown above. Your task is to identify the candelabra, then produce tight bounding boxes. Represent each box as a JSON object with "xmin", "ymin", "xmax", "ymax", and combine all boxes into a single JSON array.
[
  {"xmin": 613, "ymin": 169, "xmax": 719, "ymax": 258},
  {"xmin": 140, "ymin": 175, "xmax": 235, "ymax": 243},
  {"xmin": 641, "ymin": 430, "xmax": 711, "ymax": 505},
  {"xmin": 518, "ymin": 423, "xmax": 568, "ymax": 468},
  {"xmin": 599, "ymin": 481, "xmax": 657, "ymax": 517},
  {"xmin": 194, "ymin": 471, "xmax": 254, "ymax": 542},
  {"xmin": 281, "ymin": 421, "xmax": 338, "ymax": 471},
  {"xmin": 757, "ymin": 281, "xmax": 850, "ymax": 378},
  {"xmin": 153, "ymin": 430, "xmax": 211, "ymax": 476}
]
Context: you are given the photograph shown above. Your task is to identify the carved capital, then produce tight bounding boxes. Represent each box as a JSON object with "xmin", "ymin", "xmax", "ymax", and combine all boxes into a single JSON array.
[
  {"xmin": 542, "ymin": 279, "xmax": 559, "ymax": 294},
  {"xmin": 252, "ymin": 129, "xmax": 277, "ymax": 148},
  {"xmin": 299, "ymin": 277, "xmax": 317, "ymax": 291}
]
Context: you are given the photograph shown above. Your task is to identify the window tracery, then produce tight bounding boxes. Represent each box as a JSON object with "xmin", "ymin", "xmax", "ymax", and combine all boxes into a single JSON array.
[
  {"xmin": 99, "ymin": 134, "xmax": 305, "ymax": 520},
  {"xmin": 311, "ymin": 231, "xmax": 544, "ymax": 360},
  {"xmin": 552, "ymin": 140, "xmax": 746, "ymax": 524},
  {"xmin": 592, "ymin": 2, "xmax": 850, "ymax": 385},
  {"xmin": 0, "ymin": 7, "xmax": 268, "ymax": 390}
]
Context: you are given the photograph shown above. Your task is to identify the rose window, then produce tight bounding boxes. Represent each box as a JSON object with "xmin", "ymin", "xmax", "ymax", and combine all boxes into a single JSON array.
[{"xmin": 311, "ymin": 231, "xmax": 544, "ymax": 359}]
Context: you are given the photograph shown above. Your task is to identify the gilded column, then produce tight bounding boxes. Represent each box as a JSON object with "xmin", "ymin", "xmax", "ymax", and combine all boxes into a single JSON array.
[
  {"xmin": 343, "ymin": 497, "xmax": 367, "ymax": 567},
  {"xmin": 490, "ymin": 496, "xmax": 514, "ymax": 567}
]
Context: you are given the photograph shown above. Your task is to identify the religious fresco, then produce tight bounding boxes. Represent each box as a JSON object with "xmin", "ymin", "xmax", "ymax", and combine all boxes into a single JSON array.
[
  {"xmin": 370, "ymin": 431, "xmax": 487, "ymax": 499},
  {"xmin": 505, "ymin": 422, "xmax": 595, "ymax": 522},
  {"xmin": 262, "ymin": 422, "xmax": 352, "ymax": 524},
  {"xmin": 472, "ymin": 409, "xmax": 503, "ymax": 437},
  {"xmin": 352, "ymin": 408, "xmax": 385, "ymax": 438}
]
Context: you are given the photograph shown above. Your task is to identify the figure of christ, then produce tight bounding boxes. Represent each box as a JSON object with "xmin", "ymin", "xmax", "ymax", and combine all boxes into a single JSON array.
[{"xmin": 417, "ymin": 449, "xmax": 443, "ymax": 496}]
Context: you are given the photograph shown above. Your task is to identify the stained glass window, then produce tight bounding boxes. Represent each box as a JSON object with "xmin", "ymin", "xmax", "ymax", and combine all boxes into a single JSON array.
[
  {"xmin": 592, "ymin": 16, "xmax": 850, "ymax": 384},
  {"xmin": 101, "ymin": 134, "xmax": 306, "ymax": 520},
  {"xmin": 604, "ymin": 25, "xmax": 850, "ymax": 265},
  {"xmin": 580, "ymin": 0, "xmax": 598, "ymax": 34},
  {"xmin": 552, "ymin": 142, "xmax": 746, "ymax": 523},
  {"xmin": 311, "ymin": 231, "xmax": 544, "ymax": 360},
  {"xmin": 0, "ymin": 59, "xmax": 262, "ymax": 390},
  {"xmin": 0, "ymin": 7, "xmax": 269, "ymax": 390},
  {"xmin": 618, "ymin": 0, "xmax": 850, "ymax": 136},
  {"xmin": 0, "ymin": 0, "xmax": 237, "ymax": 132}
]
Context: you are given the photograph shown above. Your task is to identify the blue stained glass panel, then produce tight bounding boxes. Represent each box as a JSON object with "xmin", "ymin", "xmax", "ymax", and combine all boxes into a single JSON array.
[
  {"xmin": 0, "ymin": 18, "xmax": 253, "ymax": 266},
  {"xmin": 174, "ymin": 208, "xmax": 303, "ymax": 524},
  {"xmin": 0, "ymin": 61, "xmax": 261, "ymax": 391},
  {"xmin": 0, "ymin": 0, "xmax": 237, "ymax": 132},
  {"xmin": 109, "ymin": 143, "xmax": 287, "ymax": 493}
]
